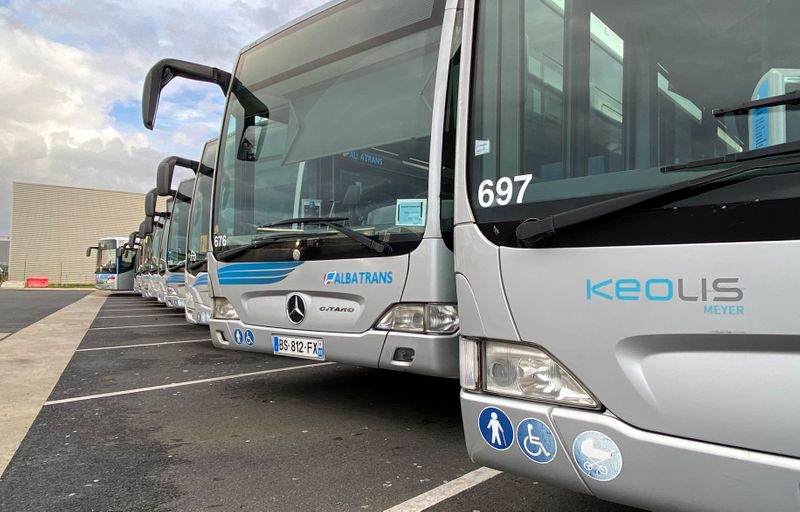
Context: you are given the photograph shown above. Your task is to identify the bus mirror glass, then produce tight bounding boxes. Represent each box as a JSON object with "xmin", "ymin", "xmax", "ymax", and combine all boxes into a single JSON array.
[{"xmin": 144, "ymin": 189, "xmax": 157, "ymax": 217}]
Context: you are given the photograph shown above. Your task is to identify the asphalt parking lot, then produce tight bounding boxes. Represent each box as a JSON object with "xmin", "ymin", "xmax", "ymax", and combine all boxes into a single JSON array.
[
  {"xmin": 0, "ymin": 289, "xmax": 91, "ymax": 338},
  {"xmin": 0, "ymin": 293, "xmax": 640, "ymax": 511}
]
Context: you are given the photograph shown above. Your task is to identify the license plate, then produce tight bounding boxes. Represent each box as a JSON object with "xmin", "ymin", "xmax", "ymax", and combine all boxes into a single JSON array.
[{"xmin": 272, "ymin": 334, "xmax": 324, "ymax": 360}]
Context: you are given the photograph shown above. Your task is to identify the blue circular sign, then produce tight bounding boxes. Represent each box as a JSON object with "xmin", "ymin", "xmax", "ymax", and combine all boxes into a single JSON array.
[
  {"xmin": 572, "ymin": 431, "xmax": 622, "ymax": 481},
  {"xmin": 245, "ymin": 330, "xmax": 255, "ymax": 346},
  {"xmin": 517, "ymin": 418, "xmax": 557, "ymax": 464},
  {"xmin": 234, "ymin": 329, "xmax": 244, "ymax": 345},
  {"xmin": 478, "ymin": 407, "xmax": 513, "ymax": 451}
]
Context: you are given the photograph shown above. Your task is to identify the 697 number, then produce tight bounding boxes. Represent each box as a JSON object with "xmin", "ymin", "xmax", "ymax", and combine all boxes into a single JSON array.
[{"xmin": 477, "ymin": 174, "xmax": 533, "ymax": 207}]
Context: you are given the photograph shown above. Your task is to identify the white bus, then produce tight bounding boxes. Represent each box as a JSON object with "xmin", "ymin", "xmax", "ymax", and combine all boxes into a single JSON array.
[
  {"xmin": 454, "ymin": 1, "xmax": 800, "ymax": 511},
  {"xmin": 184, "ymin": 138, "xmax": 218, "ymax": 325},
  {"xmin": 86, "ymin": 236, "xmax": 135, "ymax": 291},
  {"xmin": 141, "ymin": 0, "xmax": 460, "ymax": 376}
]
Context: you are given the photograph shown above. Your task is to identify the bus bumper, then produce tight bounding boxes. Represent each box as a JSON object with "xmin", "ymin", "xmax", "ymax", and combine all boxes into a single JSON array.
[
  {"xmin": 165, "ymin": 286, "xmax": 185, "ymax": 309},
  {"xmin": 184, "ymin": 299, "xmax": 211, "ymax": 326},
  {"xmin": 460, "ymin": 391, "xmax": 800, "ymax": 512},
  {"xmin": 208, "ymin": 319, "xmax": 459, "ymax": 377}
]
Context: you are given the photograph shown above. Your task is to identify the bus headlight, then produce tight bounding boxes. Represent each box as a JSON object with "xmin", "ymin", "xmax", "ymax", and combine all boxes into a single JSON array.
[
  {"xmin": 484, "ymin": 341, "xmax": 598, "ymax": 409},
  {"xmin": 375, "ymin": 304, "xmax": 459, "ymax": 334},
  {"xmin": 213, "ymin": 297, "xmax": 239, "ymax": 320},
  {"xmin": 167, "ymin": 287, "xmax": 178, "ymax": 296},
  {"xmin": 459, "ymin": 337, "xmax": 480, "ymax": 391}
]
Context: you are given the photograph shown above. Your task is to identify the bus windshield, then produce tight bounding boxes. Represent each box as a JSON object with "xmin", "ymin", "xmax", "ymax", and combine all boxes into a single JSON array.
[
  {"xmin": 213, "ymin": 0, "xmax": 445, "ymax": 261},
  {"xmin": 187, "ymin": 139, "xmax": 217, "ymax": 270},
  {"xmin": 469, "ymin": 0, "xmax": 800, "ymax": 236},
  {"xmin": 167, "ymin": 180, "xmax": 193, "ymax": 269},
  {"xmin": 150, "ymin": 225, "xmax": 164, "ymax": 271},
  {"xmin": 97, "ymin": 239, "xmax": 117, "ymax": 273}
]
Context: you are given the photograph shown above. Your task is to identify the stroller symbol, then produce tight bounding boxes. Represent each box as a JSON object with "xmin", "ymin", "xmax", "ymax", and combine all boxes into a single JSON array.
[
  {"xmin": 524, "ymin": 423, "xmax": 551, "ymax": 458},
  {"xmin": 580, "ymin": 438, "xmax": 612, "ymax": 475}
]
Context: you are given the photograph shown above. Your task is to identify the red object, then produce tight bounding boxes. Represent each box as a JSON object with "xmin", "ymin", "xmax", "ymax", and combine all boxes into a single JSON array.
[{"xmin": 25, "ymin": 277, "xmax": 49, "ymax": 288}]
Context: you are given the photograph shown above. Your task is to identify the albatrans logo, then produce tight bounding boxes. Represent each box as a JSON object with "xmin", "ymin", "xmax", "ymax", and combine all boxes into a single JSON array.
[
  {"xmin": 585, "ymin": 277, "xmax": 745, "ymax": 316},
  {"xmin": 323, "ymin": 271, "xmax": 393, "ymax": 285}
]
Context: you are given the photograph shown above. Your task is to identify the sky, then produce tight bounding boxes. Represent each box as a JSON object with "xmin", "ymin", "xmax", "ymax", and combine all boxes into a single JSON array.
[{"xmin": 0, "ymin": 0, "xmax": 327, "ymax": 235}]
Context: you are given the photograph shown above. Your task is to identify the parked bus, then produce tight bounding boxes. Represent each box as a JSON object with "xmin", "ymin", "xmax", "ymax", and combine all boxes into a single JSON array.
[
  {"xmin": 453, "ymin": 1, "xmax": 800, "ymax": 511},
  {"xmin": 86, "ymin": 236, "xmax": 135, "ymax": 291},
  {"xmin": 141, "ymin": 0, "xmax": 459, "ymax": 376},
  {"xmin": 136, "ymin": 218, "xmax": 154, "ymax": 297},
  {"xmin": 156, "ymin": 168, "xmax": 196, "ymax": 310},
  {"xmin": 179, "ymin": 138, "xmax": 218, "ymax": 325}
]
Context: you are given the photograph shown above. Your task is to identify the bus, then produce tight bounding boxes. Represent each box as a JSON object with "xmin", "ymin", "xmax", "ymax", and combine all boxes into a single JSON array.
[
  {"xmin": 85, "ymin": 236, "xmax": 135, "ymax": 291},
  {"xmin": 136, "ymin": 218, "xmax": 154, "ymax": 297},
  {"xmin": 453, "ymin": 1, "xmax": 800, "ymax": 511},
  {"xmin": 141, "ymin": 0, "xmax": 460, "ymax": 376},
  {"xmin": 156, "ymin": 168, "xmax": 196, "ymax": 310},
  {"xmin": 184, "ymin": 138, "xmax": 218, "ymax": 325}
]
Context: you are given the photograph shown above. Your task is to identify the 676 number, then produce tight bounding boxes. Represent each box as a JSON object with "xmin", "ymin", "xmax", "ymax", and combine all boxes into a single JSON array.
[{"xmin": 478, "ymin": 174, "xmax": 532, "ymax": 207}]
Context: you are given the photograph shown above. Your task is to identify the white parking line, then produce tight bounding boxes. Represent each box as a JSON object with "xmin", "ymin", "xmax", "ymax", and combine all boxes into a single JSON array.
[
  {"xmin": 96, "ymin": 313, "xmax": 186, "ymax": 319},
  {"xmin": 88, "ymin": 322, "xmax": 189, "ymax": 331},
  {"xmin": 76, "ymin": 338, "xmax": 211, "ymax": 352},
  {"xmin": 383, "ymin": 467, "xmax": 502, "ymax": 512},
  {"xmin": 45, "ymin": 362, "xmax": 335, "ymax": 405}
]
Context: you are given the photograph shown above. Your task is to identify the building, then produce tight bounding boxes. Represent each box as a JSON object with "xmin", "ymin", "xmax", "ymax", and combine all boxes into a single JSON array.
[
  {"xmin": 0, "ymin": 236, "xmax": 8, "ymax": 265},
  {"xmin": 8, "ymin": 183, "xmax": 164, "ymax": 285}
]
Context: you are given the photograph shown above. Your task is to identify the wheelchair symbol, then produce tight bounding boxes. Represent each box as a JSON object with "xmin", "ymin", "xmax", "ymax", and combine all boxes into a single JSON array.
[{"xmin": 517, "ymin": 418, "xmax": 556, "ymax": 464}]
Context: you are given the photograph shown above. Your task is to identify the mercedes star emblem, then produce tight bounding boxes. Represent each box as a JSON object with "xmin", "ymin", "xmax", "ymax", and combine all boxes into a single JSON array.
[
  {"xmin": 287, "ymin": 295, "xmax": 305, "ymax": 324},
  {"xmin": 292, "ymin": 249, "xmax": 301, "ymax": 261}
]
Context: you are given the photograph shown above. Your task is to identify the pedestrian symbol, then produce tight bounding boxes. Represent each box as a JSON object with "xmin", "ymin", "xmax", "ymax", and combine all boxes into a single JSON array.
[
  {"xmin": 517, "ymin": 418, "xmax": 557, "ymax": 464},
  {"xmin": 478, "ymin": 407, "xmax": 513, "ymax": 451},
  {"xmin": 245, "ymin": 330, "xmax": 255, "ymax": 346},
  {"xmin": 234, "ymin": 329, "xmax": 244, "ymax": 345}
]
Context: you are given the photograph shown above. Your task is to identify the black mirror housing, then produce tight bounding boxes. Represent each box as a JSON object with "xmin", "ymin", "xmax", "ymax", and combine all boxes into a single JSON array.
[
  {"xmin": 142, "ymin": 59, "xmax": 231, "ymax": 130},
  {"xmin": 86, "ymin": 246, "xmax": 96, "ymax": 257},
  {"xmin": 157, "ymin": 156, "xmax": 200, "ymax": 196},
  {"xmin": 144, "ymin": 188, "xmax": 157, "ymax": 217}
]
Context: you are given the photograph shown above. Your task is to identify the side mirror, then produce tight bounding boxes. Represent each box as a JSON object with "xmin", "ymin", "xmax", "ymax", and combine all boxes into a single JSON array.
[
  {"xmin": 142, "ymin": 59, "xmax": 231, "ymax": 130},
  {"xmin": 86, "ymin": 246, "xmax": 97, "ymax": 257},
  {"xmin": 129, "ymin": 231, "xmax": 138, "ymax": 247},
  {"xmin": 142, "ymin": 217, "xmax": 154, "ymax": 235},
  {"xmin": 144, "ymin": 188, "xmax": 157, "ymax": 217},
  {"xmin": 157, "ymin": 156, "xmax": 200, "ymax": 196}
]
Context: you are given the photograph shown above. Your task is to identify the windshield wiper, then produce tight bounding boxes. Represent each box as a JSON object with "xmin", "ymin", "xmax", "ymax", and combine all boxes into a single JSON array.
[
  {"xmin": 713, "ymin": 90, "xmax": 800, "ymax": 118},
  {"xmin": 662, "ymin": 140, "xmax": 800, "ymax": 173},
  {"xmin": 260, "ymin": 217, "xmax": 393, "ymax": 255},
  {"xmin": 187, "ymin": 259, "xmax": 206, "ymax": 271},
  {"xmin": 517, "ymin": 154, "xmax": 800, "ymax": 246},
  {"xmin": 168, "ymin": 262, "xmax": 185, "ymax": 272}
]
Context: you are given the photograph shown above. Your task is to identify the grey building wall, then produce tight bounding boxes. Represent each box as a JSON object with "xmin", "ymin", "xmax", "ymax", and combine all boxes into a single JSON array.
[
  {"xmin": 0, "ymin": 239, "xmax": 8, "ymax": 265},
  {"xmin": 8, "ymin": 182, "xmax": 163, "ymax": 284}
]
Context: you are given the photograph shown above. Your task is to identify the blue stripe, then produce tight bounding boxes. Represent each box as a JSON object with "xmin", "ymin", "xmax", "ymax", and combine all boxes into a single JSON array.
[
  {"xmin": 219, "ymin": 277, "xmax": 291, "ymax": 285},
  {"xmin": 214, "ymin": 270, "xmax": 294, "ymax": 279},
  {"xmin": 217, "ymin": 261, "xmax": 303, "ymax": 287},
  {"xmin": 166, "ymin": 275, "xmax": 185, "ymax": 284},
  {"xmin": 192, "ymin": 274, "xmax": 209, "ymax": 287},
  {"xmin": 218, "ymin": 261, "xmax": 304, "ymax": 274}
]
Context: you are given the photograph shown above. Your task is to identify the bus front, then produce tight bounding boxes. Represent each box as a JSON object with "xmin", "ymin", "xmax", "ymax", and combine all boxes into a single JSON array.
[
  {"xmin": 163, "ymin": 179, "xmax": 193, "ymax": 309},
  {"xmin": 456, "ymin": 1, "xmax": 800, "ymax": 510},
  {"xmin": 184, "ymin": 138, "xmax": 218, "ymax": 325},
  {"xmin": 93, "ymin": 237, "xmax": 120, "ymax": 290},
  {"xmin": 205, "ymin": 0, "xmax": 459, "ymax": 375}
]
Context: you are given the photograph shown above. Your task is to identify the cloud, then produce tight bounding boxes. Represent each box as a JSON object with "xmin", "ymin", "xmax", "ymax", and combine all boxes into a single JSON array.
[{"xmin": 0, "ymin": 0, "xmax": 326, "ymax": 235}]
